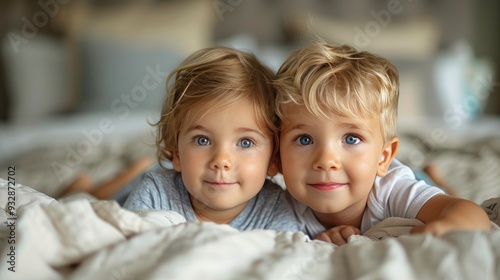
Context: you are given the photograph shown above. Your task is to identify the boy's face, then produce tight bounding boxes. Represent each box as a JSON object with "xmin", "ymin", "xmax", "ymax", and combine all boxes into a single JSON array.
[
  {"xmin": 172, "ymin": 98, "xmax": 277, "ymax": 217},
  {"xmin": 279, "ymin": 105, "xmax": 396, "ymax": 216}
]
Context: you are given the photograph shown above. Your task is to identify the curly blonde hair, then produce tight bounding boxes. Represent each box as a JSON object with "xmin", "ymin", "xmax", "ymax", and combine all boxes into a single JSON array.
[
  {"xmin": 275, "ymin": 42, "xmax": 399, "ymax": 142},
  {"xmin": 155, "ymin": 46, "xmax": 278, "ymax": 168}
]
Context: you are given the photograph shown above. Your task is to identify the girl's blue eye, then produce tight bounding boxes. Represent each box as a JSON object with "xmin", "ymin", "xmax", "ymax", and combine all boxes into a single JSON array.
[
  {"xmin": 239, "ymin": 138, "xmax": 253, "ymax": 148},
  {"xmin": 345, "ymin": 135, "xmax": 361, "ymax": 145},
  {"xmin": 297, "ymin": 135, "xmax": 312, "ymax": 145},
  {"xmin": 195, "ymin": 136, "xmax": 210, "ymax": 146}
]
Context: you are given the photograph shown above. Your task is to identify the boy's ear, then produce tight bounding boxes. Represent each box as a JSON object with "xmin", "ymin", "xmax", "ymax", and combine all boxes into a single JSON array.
[
  {"xmin": 267, "ymin": 155, "xmax": 280, "ymax": 177},
  {"xmin": 377, "ymin": 136, "xmax": 399, "ymax": 177},
  {"xmin": 172, "ymin": 150, "xmax": 182, "ymax": 172}
]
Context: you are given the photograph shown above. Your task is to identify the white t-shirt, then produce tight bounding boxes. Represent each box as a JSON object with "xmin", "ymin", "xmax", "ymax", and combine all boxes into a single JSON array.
[{"xmin": 291, "ymin": 159, "xmax": 445, "ymax": 238}]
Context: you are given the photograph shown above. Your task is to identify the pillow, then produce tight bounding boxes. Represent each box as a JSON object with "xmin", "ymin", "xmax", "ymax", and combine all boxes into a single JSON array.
[
  {"xmin": 78, "ymin": 0, "xmax": 215, "ymax": 57},
  {"xmin": 287, "ymin": 11, "xmax": 440, "ymax": 60},
  {"xmin": 69, "ymin": 0, "xmax": 217, "ymax": 112},
  {"xmin": 78, "ymin": 35, "xmax": 182, "ymax": 112},
  {"xmin": 1, "ymin": 34, "xmax": 71, "ymax": 123}
]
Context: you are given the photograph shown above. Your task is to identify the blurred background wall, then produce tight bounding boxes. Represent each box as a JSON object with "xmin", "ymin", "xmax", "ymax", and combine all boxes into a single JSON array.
[{"xmin": 0, "ymin": 0, "xmax": 498, "ymax": 126}]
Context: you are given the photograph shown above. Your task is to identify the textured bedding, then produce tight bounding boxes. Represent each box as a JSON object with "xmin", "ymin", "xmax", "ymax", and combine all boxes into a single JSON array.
[
  {"xmin": 1, "ymin": 179, "xmax": 500, "ymax": 280},
  {"xmin": 0, "ymin": 111, "xmax": 157, "ymax": 197},
  {"xmin": 397, "ymin": 133, "xmax": 500, "ymax": 204}
]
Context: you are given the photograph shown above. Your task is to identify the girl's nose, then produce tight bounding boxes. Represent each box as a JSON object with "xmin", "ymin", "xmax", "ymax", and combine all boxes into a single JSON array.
[{"xmin": 210, "ymin": 147, "xmax": 233, "ymax": 170}]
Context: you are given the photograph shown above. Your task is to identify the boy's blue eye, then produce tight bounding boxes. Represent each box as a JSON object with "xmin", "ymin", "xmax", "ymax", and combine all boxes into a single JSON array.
[
  {"xmin": 195, "ymin": 136, "xmax": 210, "ymax": 146},
  {"xmin": 344, "ymin": 135, "xmax": 361, "ymax": 145},
  {"xmin": 296, "ymin": 135, "xmax": 312, "ymax": 145},
  {"xmin": 239, "ymin": 138, "xmax": 254, "ymax": 148}
]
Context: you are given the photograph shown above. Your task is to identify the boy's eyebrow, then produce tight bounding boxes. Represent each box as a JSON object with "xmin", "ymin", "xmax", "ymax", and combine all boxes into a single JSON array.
[
  {"xmin": 282, "ymin": 121, "xmax": 375, "ymax": 136},
  {"xmin": 280, "ymin": 123, "xmax": 307, "ymax": 134},
  {"xmin": 340, "ymin": 122, "xmax": 375, "ymax": 136}
]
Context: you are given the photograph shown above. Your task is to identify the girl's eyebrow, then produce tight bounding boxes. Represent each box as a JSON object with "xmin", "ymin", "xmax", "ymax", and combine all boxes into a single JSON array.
[
  {"xmin": 236, "ymin": 127, "xmax": 267, "ymax": 138},
  {"xmin": 186, "ymin": 125, "xmax": 267, "ymax": 138},
  {"xmin": 185, "ymin": 125, "xmax": 209, "ymax": 133}
]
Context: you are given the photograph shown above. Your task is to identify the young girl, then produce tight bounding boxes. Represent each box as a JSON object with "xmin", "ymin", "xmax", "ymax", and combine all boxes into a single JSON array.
[{"xmin": 123, "ymin": 46, "xmax": 300, "ymax": 232}]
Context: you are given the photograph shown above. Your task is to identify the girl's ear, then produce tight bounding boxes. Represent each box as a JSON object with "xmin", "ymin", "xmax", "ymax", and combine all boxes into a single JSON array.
[
  {"xmin": 377, "ymin": 136, "xmax": 399, "ymax": 177},
  {"xmin": 267, "ymin": 155, "xmax": 280, "ymax": 177},
  {"xmin": 172, "ymin": 150, "xmax": 182, "ymax": 172}
]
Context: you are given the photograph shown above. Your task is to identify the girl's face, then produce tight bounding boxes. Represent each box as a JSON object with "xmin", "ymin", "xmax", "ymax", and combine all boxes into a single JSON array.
[
  {"xmin": 172, "ymin": 97, "xmax": 277, "ymax": 222},
  {"xmin": 279, "ymin": 105, "xmax": 396, "ymax": 220}
]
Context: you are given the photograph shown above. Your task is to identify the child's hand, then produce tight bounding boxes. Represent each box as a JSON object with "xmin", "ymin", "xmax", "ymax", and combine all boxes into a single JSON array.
[{"xmin": 315, "ymin": 225, "xmax": 361, "ymax": 246}]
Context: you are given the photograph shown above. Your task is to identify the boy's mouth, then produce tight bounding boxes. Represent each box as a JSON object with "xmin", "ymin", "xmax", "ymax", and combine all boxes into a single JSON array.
[{"xmin": 307, "ymin": 182, "xmax": 346, "ymax": 191}]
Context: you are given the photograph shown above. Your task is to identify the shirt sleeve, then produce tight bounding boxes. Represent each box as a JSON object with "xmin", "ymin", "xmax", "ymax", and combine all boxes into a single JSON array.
[
  {"xmin": 372, "ymin": 159, "xmax": 445, "ymax": 220},
  {"xmin": 122, "ymin": 172, "xmax": 164, "ymax": 210}
]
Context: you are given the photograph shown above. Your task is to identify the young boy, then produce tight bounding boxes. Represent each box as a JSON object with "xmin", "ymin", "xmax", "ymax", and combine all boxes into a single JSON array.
[
  {"xmin": 124, "ymin": 46, "xmax": 300, "ymax": 232},
  {"xmin": 274, "ymin": 42, "xmax": 491, "ymax": 245}
]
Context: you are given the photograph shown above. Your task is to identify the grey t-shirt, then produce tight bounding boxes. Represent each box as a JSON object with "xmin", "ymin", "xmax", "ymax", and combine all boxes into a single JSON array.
[{"xmin": 123, "ymin": 171, "xmax": 300, "ymax": 232}]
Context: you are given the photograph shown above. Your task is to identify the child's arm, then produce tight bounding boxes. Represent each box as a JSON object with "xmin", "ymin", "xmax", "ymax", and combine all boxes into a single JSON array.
[{"xmin": 411, "ymin": 194, "xmax": 491, "ymax": 235}]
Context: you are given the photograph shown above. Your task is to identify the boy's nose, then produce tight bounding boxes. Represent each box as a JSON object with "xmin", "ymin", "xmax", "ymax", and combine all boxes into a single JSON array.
[
  {"xmin": 210, "ymin": 147, "xmax": 233, "ymax": 170},
  {"xmin": 313, "ymin": 148, "xmax": 341, "ymax": 171}
]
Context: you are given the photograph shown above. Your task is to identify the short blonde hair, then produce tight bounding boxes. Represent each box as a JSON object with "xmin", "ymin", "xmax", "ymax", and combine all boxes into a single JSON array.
[
  {"xmin": 156, "ymin": 46, "xmax": 278, "ymax": 166},
  {"xmin": 275, "ymin": 42, "xmax": 399, "ymax": 142}
]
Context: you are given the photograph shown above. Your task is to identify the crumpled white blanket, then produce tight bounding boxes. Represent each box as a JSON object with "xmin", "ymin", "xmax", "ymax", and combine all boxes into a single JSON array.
[
  {"xmin": 349, "ymin": 217, "xmax": 424, "ymax": 243},
  {"xmin": 1, "ymin": 179, "xmax": 500, "ymax": 280},
  {"xmin": 351, "ymin": 215, "xmax": 499, "ymax": 243}
]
